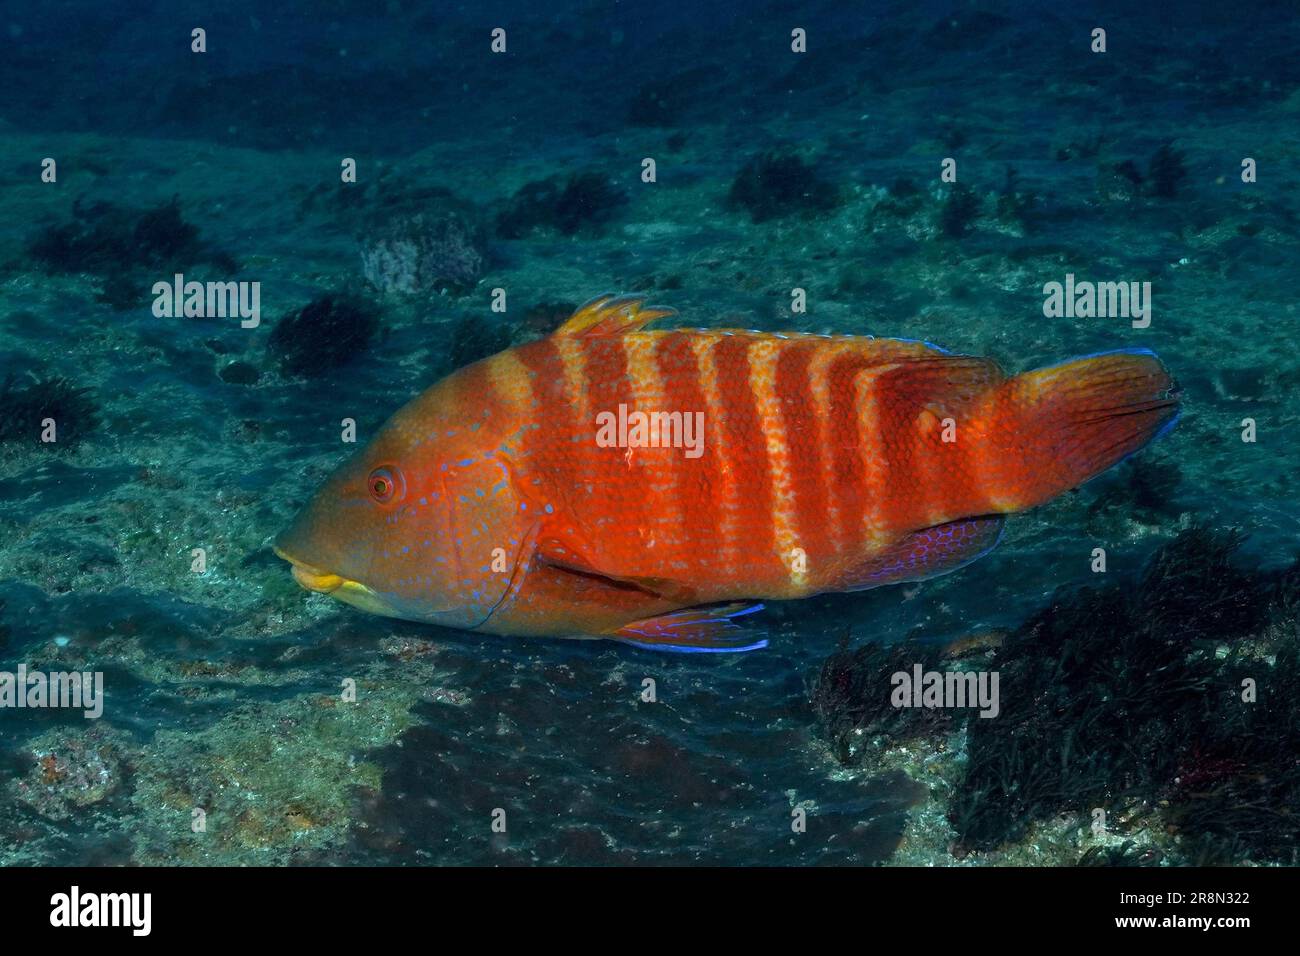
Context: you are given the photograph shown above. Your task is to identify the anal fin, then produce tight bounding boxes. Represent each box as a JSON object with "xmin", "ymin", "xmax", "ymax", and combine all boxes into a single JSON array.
[
  {"xmin": 835, "ymin": 516, "xmax": 1005, "ymax": 592},
  {"xmin": 611, "ymin": 602, "xmax": 768, "ymax": 653}
]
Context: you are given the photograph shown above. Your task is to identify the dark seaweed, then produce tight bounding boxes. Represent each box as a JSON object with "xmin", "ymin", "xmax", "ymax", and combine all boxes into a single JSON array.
[
  {"xmin": 813, "ymin": 528, "xmax": 1300, "ymax": 864},
  {"xmin": 132, "ymin": 198, "xmax": 202, "ymax": 263},
  {"xmin": 937, "ymin": 183, "xmax": 981, "ymax": 238},
  {"xmin": 727, "ymin": 150, "xmax": 839, "ymax": 223},
  {"xmin": 1085, "ymin": 457, "xmax": 1183, "ymax": 528},
  {"xmin": 28, "ymin": 197, "xmax": 205, "ymax": 276},
  {"xmin": 812, "ymin": 634, "xmax": 963, "ymax": 765},
  {"xmin": 889, "ymin": 176, "xmax": 921, "ymax": 198},
  {"xmin": 1147, "ymin": 142, "xmax": 1188, "ymax": 199},
  {"xmin": 267, "ymin": 294, "xmax": 381, "ymax": 378},
  {"xmin": 995, "ymin": 166, "xmax": 1037, "ymax": 230},
  {"xmin": 1096, "ymin": 160, "xmax": 1145, "ymax": 203},
  {"xmin": 1076, "ymin": 842, "xmax": 1163, "ymax": 867},
  {"xmin": 0, "ymin": 374, "xmax": 99, "ymax": 447},
  {"xmin": 953, "ymin": 528, "xmax": 1294, "ymax": 860},
  {"xmin": 496, "ymin": 172, "xmax": 628, "ymax": 238},
  {"xmin": 95, "ymin": 274, "xmax": 144, "ymax": 311}
]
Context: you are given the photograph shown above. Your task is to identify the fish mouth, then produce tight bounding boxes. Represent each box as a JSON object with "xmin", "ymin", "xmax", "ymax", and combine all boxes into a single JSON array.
[
  {"xmin": 291, "ymin": 564, "xmax": 345, "ymax": 593},
  {"xmin": 274, "ymin": 546, "xmax": 348, "ymax": 593},
  {"xmin": 273, "ymin": 545, "xmax": 405, "ymax": 617}
]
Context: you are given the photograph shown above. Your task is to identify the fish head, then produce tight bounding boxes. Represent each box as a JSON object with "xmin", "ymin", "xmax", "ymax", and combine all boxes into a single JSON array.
[{"xmin": 274, "ymin": 377, "xmax": 535, "ymax": 630}]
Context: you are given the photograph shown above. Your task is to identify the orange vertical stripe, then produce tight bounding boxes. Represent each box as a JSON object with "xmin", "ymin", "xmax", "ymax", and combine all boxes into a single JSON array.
[
  {"xmin": 690, "ymin": 334, "xmax": 739, "ymax": 583},
  {"xmin": 714, "ymin": 334, "xmax": 776, "ymax": 581},
  {"xmin": 775, "ymin": 340, "xmax": 832, "ymax": 584},
  {"xmin": 826, "ymin": 352, "xmax": 872, "ymax": 556},
  {"xmin": 654, "ymin": 331, "xmax": 716, "ymax": 577},
  {"xmin": 748, "ymin": 337, "xmax": 805, "ymax": 592},
  {"xmin": 806, "ymin": 340, "xmax": 853, "ymax": 562},
  {"xmin": 515, "ymin": 337, "xmax": 567, "ymax": 466},
  {"xmin": 856, "ymin": 363, "xmax": 907, "ymax": 542}
]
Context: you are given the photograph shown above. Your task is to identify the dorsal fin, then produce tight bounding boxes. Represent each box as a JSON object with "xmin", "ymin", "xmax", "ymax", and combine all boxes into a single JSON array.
[{"xmin": 553, "ymin": 294, "xmax": 676, "ymax": 337}]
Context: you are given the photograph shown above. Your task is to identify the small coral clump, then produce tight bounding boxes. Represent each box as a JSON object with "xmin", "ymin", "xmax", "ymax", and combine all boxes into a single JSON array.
[
  {"xmin": 360, "ymin": 211, "xmax": 485, "ymax": 297},
  {"xmin": 28, "ymin": 197, "xmax": 206, "ymax": 275},
  {"xmin": 28, "ymin": 196, "xmax": 234, "ymax": 313},
  {"xmin": 267, "ymin": 294, "xmax": 381, "ymax": 378},
  {"xmin": 1096, "ymin": 159, "xmax": 1145, "ymax": 203},
  {"xmin": 11, "ymin": 727, "xmax": 126, "ymax": 821},
  {"xmin": 0, "ymin": 374, "xmax": 98, "ymax": 447},
  {"xmin": 1146, "ymin": 141, "xmax": 1188, "ymax": 198},
  {"xmin": 496, "ymin": 172, "xmax": 628, "ymax": 238},
  {"xmin": 994, "ymin": 166, "xmax": 1037, "ymax": 231},
  {"xmin": 937, "ymin": 183, "xmax": 981, "ymax": 238},
  {"xmin": 218, "ymin": 361, "xmax": 261, "ymax": 386},
  {"xmin": 813, "ymin": 634, "xmax": 958, "ymax": 765}
]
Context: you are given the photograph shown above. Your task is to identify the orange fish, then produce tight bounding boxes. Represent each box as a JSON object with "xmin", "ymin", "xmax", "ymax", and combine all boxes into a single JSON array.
[{"xmin": 274, "ymin": 295, "xmax": 1179, "ymax": 651}]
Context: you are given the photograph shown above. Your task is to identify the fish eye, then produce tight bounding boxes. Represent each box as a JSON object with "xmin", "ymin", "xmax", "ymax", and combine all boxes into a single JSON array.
[{"xmin": 367, "ymin": 466, "xmax": 404, "ymax": 504}]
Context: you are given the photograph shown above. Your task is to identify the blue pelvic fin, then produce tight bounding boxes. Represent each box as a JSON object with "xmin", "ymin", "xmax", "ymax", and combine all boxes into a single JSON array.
[{"xmin": 611, "ymin": 602, "xmax": 768, "ymax": 653}]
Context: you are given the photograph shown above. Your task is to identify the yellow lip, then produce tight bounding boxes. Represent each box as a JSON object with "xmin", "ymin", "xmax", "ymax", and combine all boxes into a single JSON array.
[
  {"xmin": 290, "ymin": 564, "xmax": 345, "ymax": 593},
  {"xmin": 274, "ymin": 545, "xmax": 400, "ymax": 617},
  {"xmin": 274, "ymin": 546, "xmax": 347, "ymax": 594}
]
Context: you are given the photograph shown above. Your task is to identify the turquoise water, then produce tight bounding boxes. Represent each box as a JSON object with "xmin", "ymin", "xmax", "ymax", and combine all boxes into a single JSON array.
[{"xmin": 1, "ymin": 1, "xmax": 1298, "ymax": 866}]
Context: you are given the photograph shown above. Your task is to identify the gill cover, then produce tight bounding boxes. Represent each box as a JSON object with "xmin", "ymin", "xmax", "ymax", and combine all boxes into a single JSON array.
[{"xmin": 275, "ymin": 372, "xmax": 538, "ymax": 630}]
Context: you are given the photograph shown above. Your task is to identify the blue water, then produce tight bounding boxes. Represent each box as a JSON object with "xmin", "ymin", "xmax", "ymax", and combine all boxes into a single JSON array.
[{"xmin": 1, "ymin": 0, "xmax": 1297, "ymax": 866}]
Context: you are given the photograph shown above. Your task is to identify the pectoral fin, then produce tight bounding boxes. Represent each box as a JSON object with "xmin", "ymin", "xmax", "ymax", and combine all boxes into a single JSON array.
[{"xmin": 536, "ymin": 535, "xmax": 699, "ymax": 604}]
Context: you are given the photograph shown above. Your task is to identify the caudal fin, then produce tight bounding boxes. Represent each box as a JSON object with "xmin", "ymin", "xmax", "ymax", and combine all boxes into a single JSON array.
[{"xmin": 977, "ymin": 348, "xmax": 1179, "ymax": 511}]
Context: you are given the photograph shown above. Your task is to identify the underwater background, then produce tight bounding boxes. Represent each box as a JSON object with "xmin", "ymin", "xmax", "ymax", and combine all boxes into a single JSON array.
[{"xmin": 1, "ymin": 0, "xmax": 1298, "ymax": 866}]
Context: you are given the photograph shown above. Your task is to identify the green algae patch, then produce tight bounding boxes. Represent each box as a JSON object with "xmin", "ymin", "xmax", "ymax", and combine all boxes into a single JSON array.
[{"xmin": 129, "ymin": 678, "xmax": 421, "ymax": 865}]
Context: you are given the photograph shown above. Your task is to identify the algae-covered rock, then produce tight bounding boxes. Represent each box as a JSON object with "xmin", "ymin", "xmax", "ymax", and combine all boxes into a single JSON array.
[
  {"xmin": 10, "ymin": 725, "xmax": 132, "ymax": 821},
  {"xmin": 360, "ymin": 210, "xmax": 486, "ymax": 296},
  {"xmin": 130, "ymin": 682, "xmax": 422, "ymax": 865}
]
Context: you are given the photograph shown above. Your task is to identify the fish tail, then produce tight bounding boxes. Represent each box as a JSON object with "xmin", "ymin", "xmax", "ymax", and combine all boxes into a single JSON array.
[{"xmin": 976, "ymin": 348, "xmax": 1180, "ymax": 511}]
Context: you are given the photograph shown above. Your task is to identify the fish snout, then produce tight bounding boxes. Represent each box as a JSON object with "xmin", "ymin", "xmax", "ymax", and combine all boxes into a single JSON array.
[
  {"xmin": 290, "ymin": 564, "xmax": 345, "ymax": 594},
  {"xmin": 274, "ymin": 545, "xmax": 345, "ymax": 594}
]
